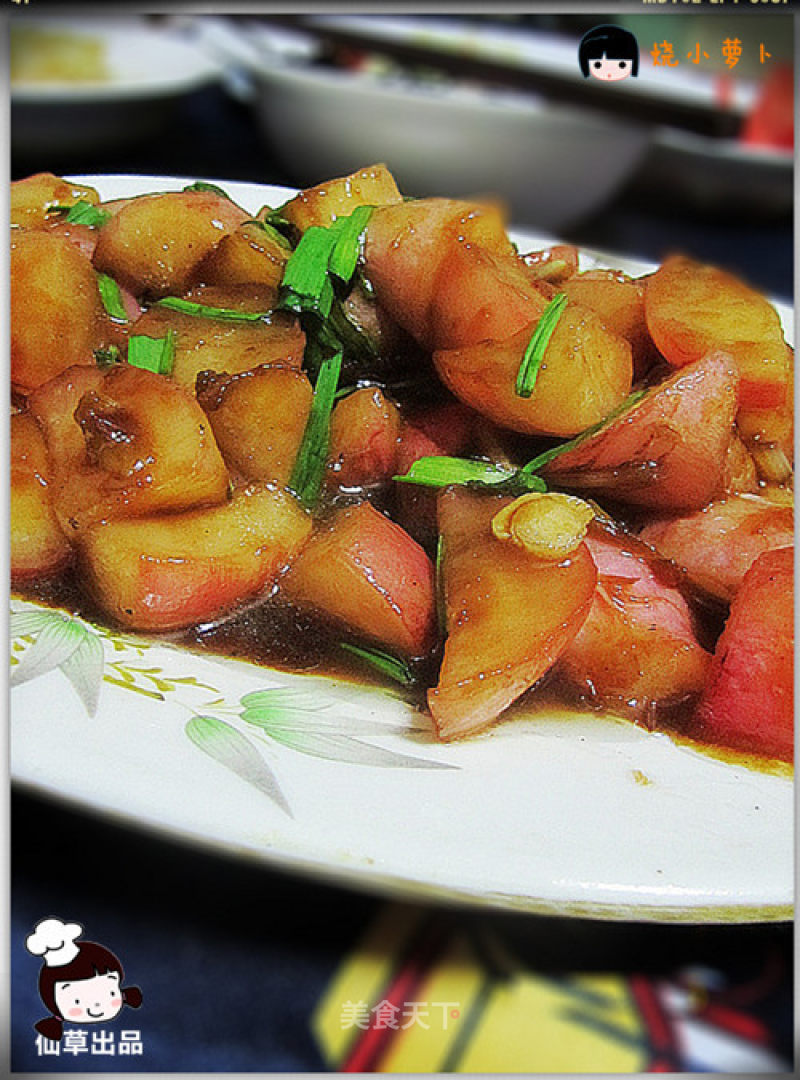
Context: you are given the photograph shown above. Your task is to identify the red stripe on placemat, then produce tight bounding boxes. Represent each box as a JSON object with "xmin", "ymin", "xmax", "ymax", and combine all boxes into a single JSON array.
[
  {"xmin": 340, "ymin": 917, "xmax": 448, "ymax": 1073},
  {"xmin": 629, "ymin": 975, "xmax": 681, "ymax": 1073}
]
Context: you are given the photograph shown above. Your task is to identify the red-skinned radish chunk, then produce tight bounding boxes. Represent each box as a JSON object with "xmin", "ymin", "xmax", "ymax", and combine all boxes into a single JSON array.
[
  {"xmin": 11, "ymin": 413, "xmax": 73, "ymax": 583},
  {"xmin": 52, "ymin": 364, "xmax": 230, "ymax": 532},
  {"xmin": 92, "ymin": 189, "xmax": 249, "ymax": 297},
  {"xmin": 197, "ymin": 365, "xmax": 313, "ymax": 485},
  {"xmin": 78, "ymin": 484, "xmax": 312, "ymax": 632},
  {"xmin": 279, "ymin": 163, "xmax": 403, "ymax": 233},
  {"xmin": 394, "ymin": 400, "xmax": 476, "ymax": 546},
  {"xmin": 11, "ymin": 231, "xmax": 108, "ymax": 394},
  {"xmin": 541, "ymin": 352, "xmax": 739, "ymax": 510},
  {"xmin": 430, "ymin": 489, "xmax": 597, "ymax": 740},
  {"xmin": 644, "ymin": 254, "xmax": 792, "ymax": 458},
  {"xmin": 326, "ymin": 386, "xmax": 402, "ymax": 490},
  {"xmin": 428, "ymin": 243, "xmax": 547, "ymax": 351},
  {"xmin": 28, "ymin": 365, "xmax": 106, "ymax": 473},
  {"xmin": 639, "ymin": 493, "xmax": 794, "ymax": 604},
  {"xmin": 558, "ymin": 524, "xmax": 711, "ymax": 721},
  {"xmin": 433, "ymin": 300, "xmax": 633, "ymax": 438},
  {"xmin": 692, "ymin": 547, "xmax": 793, "ymax": 763},
  {"xmin": 363, "ymin": 197, "xmax": 515, "ymax": 348},
  {"xmin": 280, "ymin": 501, "xmax": 437, "ymax": 658}
]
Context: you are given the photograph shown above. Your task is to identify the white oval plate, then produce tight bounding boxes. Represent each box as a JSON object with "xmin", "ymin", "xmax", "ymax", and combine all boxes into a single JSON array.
[{"xmin": 10, "ymin": 176, "xmax": 794, "ymax": 924}]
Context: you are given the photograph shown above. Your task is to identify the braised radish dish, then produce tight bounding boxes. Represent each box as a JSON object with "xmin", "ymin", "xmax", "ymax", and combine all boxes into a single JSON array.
[{"xmin": 10, "ymin": 166, "xmax": 794, "ymax": 764}]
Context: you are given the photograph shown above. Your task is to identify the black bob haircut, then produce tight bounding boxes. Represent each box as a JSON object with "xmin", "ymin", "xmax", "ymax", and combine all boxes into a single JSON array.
[{"xmin": 578, "ymin": 25, "xmax": 639, "ymax": 78}]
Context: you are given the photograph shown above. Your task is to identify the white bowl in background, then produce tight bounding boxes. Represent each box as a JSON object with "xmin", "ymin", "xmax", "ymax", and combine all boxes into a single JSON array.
[{"xmin": 244, "ymin": 59, "xmax": 650, "ymax": 232}]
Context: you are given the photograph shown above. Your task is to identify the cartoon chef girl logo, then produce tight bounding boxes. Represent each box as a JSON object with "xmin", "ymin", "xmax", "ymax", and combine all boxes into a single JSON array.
[
  {"xmin": 26, "ymin": 918, "xmax": 143, "ymax": 1041},
  {"xmin": 579, "ymin": 25, "xmax": 639, "ymax": 82}
]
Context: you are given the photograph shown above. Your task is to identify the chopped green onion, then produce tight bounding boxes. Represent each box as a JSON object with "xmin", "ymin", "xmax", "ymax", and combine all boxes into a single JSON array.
[
  {"xmin": 394, "ymin": 455, "xmax": 548, "ymax": 495},
  {"xmin": 515, "ymin": 292, "xmax": 568, "ymax": 399},
  {"xmin": 520, "ymin": 387, "xmax": 649, "ymax": 474},
  {"xmin": 127, "ymin": 332, "xmax": 176, "ymax": 376},
  {"xmin": 289, "ymin": 350, "xmax": 342, "ymax": 509},
  {"xmin": 154, "ymin": 297, "xmax": 269, "ymax": 322},
  {"xmin": 328, "ymin": 205, "xmax": 374, "ymax": 282},
  {"xmin": 280, "ymin": 225, "xmax": 338, "ymax": 317},
  {"xmin": 435, "ymin": 534, "xmax": 447, "ymax": 635},
  {"xmin": 339, "ymin": 643, "xmax": 415, "ymax": 687},
  {"xmin": 260, "ymin": 204, "xmax": 293, "ymax": 231},
  {"xmin": 183, "ymin": 180, "xmax": 230, "ymax": 198},
  {"xmin": 94, "ymin": 345, "xmax": 120, "ymax": 369},
  {"xmin": 241, "ymin": 218, "xmax": 293, "ymax": 250},
  {"xmin": 97, "ymin": 273, "xmax": 128, "ymax": 322},
  {"xmin": 394, "ymin": 456, "xmax": 518, "ymax": 490},
  {"xmin": 50, "ymin": 201, "xmax": 111, "ymax": 227}
]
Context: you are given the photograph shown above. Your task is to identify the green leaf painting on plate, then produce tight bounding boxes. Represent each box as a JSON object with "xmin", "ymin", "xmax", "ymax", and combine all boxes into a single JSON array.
[{"xmin": 10, "ymin": 605, "xmax": 455, "ymax": 815}]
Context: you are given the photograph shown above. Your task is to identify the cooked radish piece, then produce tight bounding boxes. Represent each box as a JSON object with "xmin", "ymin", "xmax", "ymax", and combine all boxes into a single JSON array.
[
  {"xmin": 93, "ymin": 189, "xmax": 248, "ymax": 296},
  {"xmin": 28, "ymin": 365, "xmax": 105, "ymax": 472},
  {"xmin": 11, "ymin": 231, "xmax": 107, "ymax": 393},
  {"xmin": 433, "ymin": 300, "xmax": 632, "ymax": 438},
  {"xmin": 53, "ymin": 364, "xmax": 229, "ymax": 531},
  {"xmin": 79, "ymin": 484, "xmax": 312, "ymax": 631},
  {"xmin": 394, "ymin": 401, "xmax": 476, "ymax": 545},
  {"xmin": 639, "ymin": 493, "xmax": 794, "ymax": 604},
  {"xmin": 430, "ymin": 489, "xmax": 597, "ymax": 740},
  {"xmin": 721, "ymin": 432, "xmax": 759, "ymax": 495},
  {"xmin": 428, "ymin": 243, "xmax": 545, "ymax": 350},
  {"xmin": 280, "ymin": 163, "xmax": 403, "ymax": 232},
  {"xmin": 11, "ymin": 413, "xmax": 73, "ymax": 582},
  {"xmin": 558, "ymin": 525, "xmax": 710, "ymax": 720},
  {"xmin": 281, "ymin": 501, "xmax": 436, "ymax": 657},
  {"xmin": 10, "ymin": 172, "xmax": 100, "ymax": 229},
  {"xmin": 197, "ymin": 365, "xmax": 313, "ymax": 485},
  {"xmin": 196, "ymin": 221, "xmax": 290, "ymax": 292},
  {"xmin": 364, "ymin": 197, "xmax": 514, "ymax": 346},
  {"xmin": 541, "ymin": 352, "xmax": 738, "ymax": 510},
  {"xmin": 326, "ymin": 386, "xmax": 401, "ymax": 489},
  {"xmin": 645, "ymin": 255, "xmax": 792, "ymax": 453},
  {"xmin": 130, "ymin": 305, "xmax": 305, "ymax": 393},
  {"xmin": 560, "ymin": 269, "xmax": 657, "ymax": 378},
  {"xmin": 692, "ymin": 547, "xmax": 793, "ymax": 762},
  {"xmin": 520, "ymin": 244, "xmax": 579, "ymax": 284}
]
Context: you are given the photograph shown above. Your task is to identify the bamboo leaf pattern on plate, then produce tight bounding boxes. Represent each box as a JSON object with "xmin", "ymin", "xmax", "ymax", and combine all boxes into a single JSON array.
[
  {"xmin": 185, "ymin": 715, "xmax": 292, "ymax": 815},
  {"xmin": 10, "ymin": 604, "xmax": 457, "ymax": 811},
  {"xmin": 240, "ymin": 689, "xmax": 455, "ymax": 769},
  {"xmin": 10, "ymin": 609, "xmax": 105, "ymax": 716}
]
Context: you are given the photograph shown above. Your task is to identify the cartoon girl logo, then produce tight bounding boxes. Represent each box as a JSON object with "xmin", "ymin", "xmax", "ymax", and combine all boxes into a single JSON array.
[
  {"xmin": 26, "ymin": 918, "xmax": 143, "ymax": 1041},
  {"xmin": 579, "ymin": 25, "xmax": 639, "ymax": 82}
]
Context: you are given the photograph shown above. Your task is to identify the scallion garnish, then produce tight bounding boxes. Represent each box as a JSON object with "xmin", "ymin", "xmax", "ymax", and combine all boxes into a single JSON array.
[
  {"xmin": 94, "ymin": 345, "xmax": 120, "ymax": 369},
  {"xmin": 394, "ymin": 455, "xmax": 548, "ymax": 495},
  {"xmin": 515, "ymin": 292, "xmax": 568, "ymax": 399},
  {"xmin": 51, "ymin": 201, "xmax": 111, "ymax": 227},
  {"xmin": 154, "ymin": 297, "xmax": 270, "ymax": 322},
  {"xmin": 260, "ymin": 204, "xmax": 293, "ymax": 231},
  {"xmin": 394, "ymin": 456, "xmax": 517, "ymax": 490},
  {"xmin": 339, "ymin": 643, "xmax": 415, "ymax": 687},
  {"xmin": 279, "ymin": 225, "xmax": 338, "ymax": 318},
  {"xmin": 183, "ymin": 180, "xmax": 230, "ymax": 198},
  {"xmin": 97, "ymin": 273, "xmax": 128, "ymax": 322},
  {"xmin": 328, "ymin": 205, "xmax": 374, "ymax": 283},
  {"xmin": 289, "ymin": 350, "xmax": 342, "ymax": 508},
  {"xmin": 127, "ymin": 332, "xmax": 176, "ymax": 376},
  {"xmin": 241, "ymin": 218, "xmax": 292, "ymax": 250}
]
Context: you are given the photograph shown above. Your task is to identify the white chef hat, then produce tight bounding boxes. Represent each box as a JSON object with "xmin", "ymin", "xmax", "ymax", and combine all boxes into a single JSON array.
[{"xmin": 26, "ymin": 918, "xmax": 84, "ymax": 967}]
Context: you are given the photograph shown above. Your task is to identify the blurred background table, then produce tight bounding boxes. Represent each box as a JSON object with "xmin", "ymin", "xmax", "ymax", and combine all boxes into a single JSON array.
[{"xmin": 10, "ymin": 11, "xmax": 794, "ymax": 1074}]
